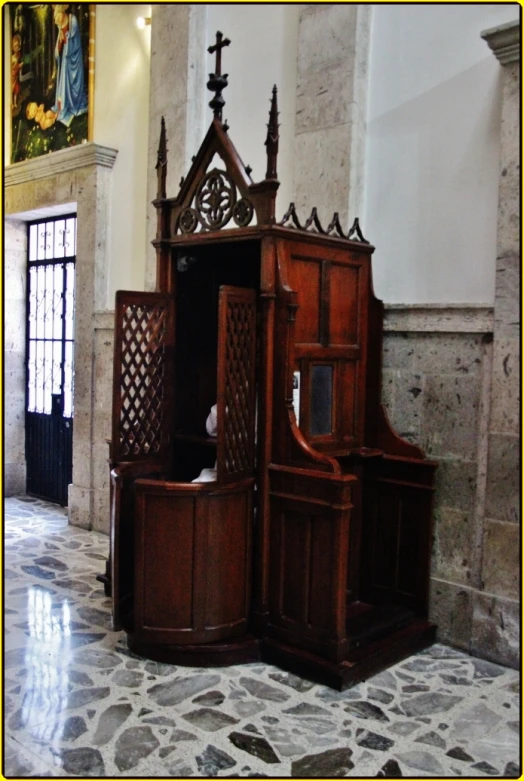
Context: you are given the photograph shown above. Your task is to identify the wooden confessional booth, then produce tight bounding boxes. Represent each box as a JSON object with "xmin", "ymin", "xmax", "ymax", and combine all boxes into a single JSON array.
[{"xmin": 103, "ymin": 34, "xmax": 437, "ymax": 689}]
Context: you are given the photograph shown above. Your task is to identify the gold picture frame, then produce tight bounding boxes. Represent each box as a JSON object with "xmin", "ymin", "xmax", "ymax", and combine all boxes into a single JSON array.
[{"xmin": 10, "ymin": 3, "xmax": 95, "ymax": 163}]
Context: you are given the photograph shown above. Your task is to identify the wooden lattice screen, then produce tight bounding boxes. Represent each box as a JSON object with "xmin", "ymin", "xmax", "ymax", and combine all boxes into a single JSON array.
[
  {"xmin": 112, "ymin": 291, "xmax": 175, "ymax": 463},
  {"xmin": 217, "ymin": 286, "xmax": 257, "ymax": 482}
]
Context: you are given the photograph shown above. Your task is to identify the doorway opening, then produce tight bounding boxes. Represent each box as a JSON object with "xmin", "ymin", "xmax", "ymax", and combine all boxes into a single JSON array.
[{"xmin": 25, "ymin": 214, "xmax": 76, "ymax": 505}]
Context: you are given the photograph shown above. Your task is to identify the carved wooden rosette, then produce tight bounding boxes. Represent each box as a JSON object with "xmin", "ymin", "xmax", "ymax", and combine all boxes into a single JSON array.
[{"xmin": 162, "ymin": 117, "xmax": 279, "ymax": 237}]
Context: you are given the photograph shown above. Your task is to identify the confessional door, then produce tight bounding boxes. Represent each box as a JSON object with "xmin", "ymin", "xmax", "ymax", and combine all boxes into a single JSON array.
[
  {"xmin": 110, "ymin": 290, "xmax": 176, "ymax": 629},
  {"xmin": 110, "ymin": 286, "xmax": 258, "ymax": 658}
]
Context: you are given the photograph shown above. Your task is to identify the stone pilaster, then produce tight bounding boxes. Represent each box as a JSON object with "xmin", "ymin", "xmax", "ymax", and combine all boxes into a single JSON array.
[
  {"xmin": 292, "ymin": 4, "xmax": 371, "ymax": 225},
  {"xmin": 474, "ymin": 20, "xmax": 520, "ymax": 667},
  {"xmin": 145, "ymin": 4, "xmax": 206, "ymax": 291},
  {"xmin": 4, "ymin": 219, "xmax": 27, "ymax": 495},
  {"xmin": 4, "ymin": 143, "xmax": 117, "ymax": 532}
]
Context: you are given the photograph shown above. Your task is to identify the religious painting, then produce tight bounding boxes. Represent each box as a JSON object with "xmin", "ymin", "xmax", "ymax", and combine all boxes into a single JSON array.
[{"xmin": 10, "ymin": 3, "xmax": 95, "ymax": 163}]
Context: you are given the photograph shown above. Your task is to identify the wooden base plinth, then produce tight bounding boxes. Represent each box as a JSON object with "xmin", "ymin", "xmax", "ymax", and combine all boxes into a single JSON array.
[
  {"xmin": 127, "ymin": 633, "xmax": 261, "ymax": 667},
  {"xmin": 262, "ymin": 619, "xmax": 437, "ymax": 690}
]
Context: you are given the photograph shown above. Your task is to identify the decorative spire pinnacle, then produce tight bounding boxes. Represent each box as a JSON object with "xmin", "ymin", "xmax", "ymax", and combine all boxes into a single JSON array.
[
  {"xmin": 156, "ymin": 116, "xmax": 167, "ymax": 199},
  {"xmin": 207, "ymin": 31, "xmax": 231, "ymax": 121},
  {"xmin": 265, "ymin": 85, "xmax": 279, "ymax": 180}
]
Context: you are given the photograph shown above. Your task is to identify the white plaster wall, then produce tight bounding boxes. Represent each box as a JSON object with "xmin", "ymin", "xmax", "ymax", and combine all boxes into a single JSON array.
[
  {"xmin": 364, "ymin": 4, "xmax": 520, "ymax": 304},
  {"xmin": 93, "ymin": 4, "xmax": 151, "ymax": 305},
  {"xmin": 205, "ymin": 5, "xmax": 299, "ymax": 218}
]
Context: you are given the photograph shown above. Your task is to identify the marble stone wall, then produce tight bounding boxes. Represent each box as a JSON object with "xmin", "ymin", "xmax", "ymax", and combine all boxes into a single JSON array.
[
  {"xmin": 383, "ymin": 304, "xmax": 518, "ymax": 668},
  {"xmin": 473, "ymin": 21, "xmax": 520, "ymax": 668},
  {"xmin": 4, "ymin": 144, "xmax": 117, "ymax": 532},
  {"xmin": 4, "ymin": 219, "xmax": 28, "ymax": 495},
  {"xmin": 293, "ymin": 3, "xmax": 371, "ymax": 225}
]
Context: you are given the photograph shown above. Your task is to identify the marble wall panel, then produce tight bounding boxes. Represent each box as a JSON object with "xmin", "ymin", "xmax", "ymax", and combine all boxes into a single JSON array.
[
  {"xmin": 293, "ymin": 4, "xmax": 370, "ymax": 225},
  {"xmin": 93, "ymin": 443, "xmax": 111, "ymax": 494},
  {"xmin": 297, "ymin": 4, "xmax": 358, "ymax": 74},
  {"xmin": 470, "ymin": 592, "xmax": 519, "ymax": 668},
  {"xmin": 433, "ymin": 457, "xmax": 478, "ymax": 513},
  {"xmin": 484, "ymin": 433, "xmax": 520, "ymax": 524},
  {"xmin": 421, "ymin": 374, "xmax": 481, "ymax": 461},
  {"xmin": 72, "ymin": 441, "xmax": 93, "ymax": 492},
  {"xmin": 478, "ymin": 22, "xmax": 520, "ymax": 670},
  {"xmin": 489, "ymin": 337, "xmax": 519, "ymax": 433},
  {"xmin": 68, "ymin": 485, "xmax": 93, "ymax": 530},
  {"xmin": 4, "ymin": 464, "xmax": 26, "ymax": 497},
  {"xmin": 431, "ymin": 508, "xmax": 474, "ymax": 586},
  {"xmin": 295, "ymin": 60, "xmax": 355, "ymax": 135},
  {"xmin": 429, "ymin": 579, "xmax": 472, "ymax": 651},
  {"xmin": 146, "ymin": 5, "xmax": 206, "ymax": 291},
  {"xmin": 383, "ymin": 307, "xmax": 517, "ymax": 667},
  {"xmin": 293, "ymin": 123, "xmax": 352, "ymax": 224},
  {"xmin": 4, "ymin": 422, "xmax": 25, "ymax": 465},
  {"xmin": 497, "ymin": 62, "xmax": 520, "ymax": 259},
  {"xmin": 93, "ymin": 488, "xmax": 111, "ymax": 535},
  {"xmin": 481, "ymin": 520, "xmax": 520, "ymax": 599},
  {"xmin": 494, "ymin": 251, "xmax": 520, "ymax": 339},
  {"xmin": 4, "ymin": 220, "xmax": 27, "ymax": 497}
]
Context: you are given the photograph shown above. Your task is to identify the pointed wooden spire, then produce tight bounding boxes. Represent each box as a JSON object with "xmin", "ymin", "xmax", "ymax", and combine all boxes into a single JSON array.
[
  {"xmin": 265, "ymin": 85, "xmax": 279, "ymax": 180},
  {"xmin": 156, "ymin": 116, "xmax": 167, "ymax": 199}
]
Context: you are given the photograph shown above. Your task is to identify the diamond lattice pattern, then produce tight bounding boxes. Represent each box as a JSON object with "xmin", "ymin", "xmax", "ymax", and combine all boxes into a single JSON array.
[
  {"xmin": 119, "ymin": 303, "xmax": 169, "ymax": 457},
  {"xmin": 224, "ymin": 300, "xmax": 256, "ymax": 475}
]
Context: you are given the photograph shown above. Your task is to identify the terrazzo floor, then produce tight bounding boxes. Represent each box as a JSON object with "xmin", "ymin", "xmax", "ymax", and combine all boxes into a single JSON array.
[{"xmin": 3, "ymin": 495, "xmax": 521, "ymax": 778}]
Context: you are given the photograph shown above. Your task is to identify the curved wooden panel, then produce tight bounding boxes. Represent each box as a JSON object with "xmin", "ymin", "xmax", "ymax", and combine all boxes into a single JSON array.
[{"xmin": 133, "ymin": 478, "xmax": 254, "ymax": 646}]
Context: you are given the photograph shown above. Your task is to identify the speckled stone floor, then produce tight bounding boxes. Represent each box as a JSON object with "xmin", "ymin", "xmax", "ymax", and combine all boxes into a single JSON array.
[{"xmin": 3, "ymin": 496, "xmax": 521, "ymax": 778}]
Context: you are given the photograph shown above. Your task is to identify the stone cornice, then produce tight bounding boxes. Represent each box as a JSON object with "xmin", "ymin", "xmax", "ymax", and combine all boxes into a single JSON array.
[
  {"xmin": 384, "ymin": 304, "xmax": 494, "ymax": 333},
  {"xmin": 5, "ymin": 142, "xmax": 118, "ymax": 187},
  {"xmin": 481, "ymin": 20, "xmax": 521, "ymax": 65}
]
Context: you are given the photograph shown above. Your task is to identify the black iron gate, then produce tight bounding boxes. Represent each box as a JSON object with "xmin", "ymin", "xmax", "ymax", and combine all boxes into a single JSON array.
[{"xmin": 25, "ymin": 215, "xmax": 76, "ymax": 506}]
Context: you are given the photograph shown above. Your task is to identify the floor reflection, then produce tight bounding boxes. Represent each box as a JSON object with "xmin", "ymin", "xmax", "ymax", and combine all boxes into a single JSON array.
[{"xmin": 23, "ymin": 587, "xmax": 71, "ymax": 745}]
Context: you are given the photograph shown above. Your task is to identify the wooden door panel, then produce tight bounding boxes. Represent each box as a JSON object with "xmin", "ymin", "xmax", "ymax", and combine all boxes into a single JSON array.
[
  {"xmin": 111, "ymin": 291, "xmax": 175, "ymax": 466},
  {"xmin": 286, "ymin": 256, "xmax": 322, "ymax": 344},
  {"xmin": 329, "ymin": 263, "xmax": 360, "ymax": 346},
  {"xmin": 205, "ymin": 490, "xmax": 250, "ymax": 628},
  {"xmin": 217, "ymin": 286, "xmax": 257, "ymax": 483},
  {"xmin": 141, "ymin": 493, "xmax": 196, "ymax": 629},
  {"xmin": 361, "ymin": 456, "xmax": 436, "ymax": 614},
  {"xmin": 267, "ymin": 465, "xmax": 355, "ymax": 662}
]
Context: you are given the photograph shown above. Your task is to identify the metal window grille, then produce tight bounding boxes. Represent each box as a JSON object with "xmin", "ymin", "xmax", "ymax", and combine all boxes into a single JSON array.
[{"xmin": 26, "ymin": 215, "xmax": 76, "ymax": 418}]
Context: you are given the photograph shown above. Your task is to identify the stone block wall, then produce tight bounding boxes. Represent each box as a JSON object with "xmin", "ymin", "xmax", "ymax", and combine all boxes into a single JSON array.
[
  {"xmin": 382, "ymin": 307, "xmax": 518, "ymax": 668},
  {"xmin": 474, "ymin": 24, "xmax": 520, "ymax": 669},
  {"xmin": 293, "ymin": 3, "xmax": 371, "ymax": 224}
]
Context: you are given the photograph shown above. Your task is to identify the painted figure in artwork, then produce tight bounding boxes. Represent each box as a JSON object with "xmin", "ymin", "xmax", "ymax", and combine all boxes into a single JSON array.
[
  {"xmin": 11, "ymin": 34, "xmax": 23, "ymax": 110},
  {"xmin": 51, "ymin": 3, "xmax": 88, "ymax": 127}
]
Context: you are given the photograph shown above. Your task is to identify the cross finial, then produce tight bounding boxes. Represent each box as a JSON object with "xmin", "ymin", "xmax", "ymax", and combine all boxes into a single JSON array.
[
  {"xmin": 207, "ymin": 30, "xmax": 231, "ymax": 121},
  {"xmin": 208, "ymin": 30, "xmax": 230, "ymax": 76}
]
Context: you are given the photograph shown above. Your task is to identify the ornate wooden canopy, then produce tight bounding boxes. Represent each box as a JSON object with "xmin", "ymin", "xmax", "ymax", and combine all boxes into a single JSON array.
[{"xmin": 154, "ymin": 31, "xmax": 367, "ymax": 243}]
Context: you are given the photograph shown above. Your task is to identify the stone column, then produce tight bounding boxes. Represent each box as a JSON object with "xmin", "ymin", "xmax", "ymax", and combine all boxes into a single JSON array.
[
  {"xmin": 472, "ymin": 21, "xmax": 520, "ymax": 666},
  {"xmin": 292, "ymin": 4, "xmax": 371, "ymax": 226},
  {"xmin": 145, "ymin": 4, "xmax": 206, "ymax": 291}
]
